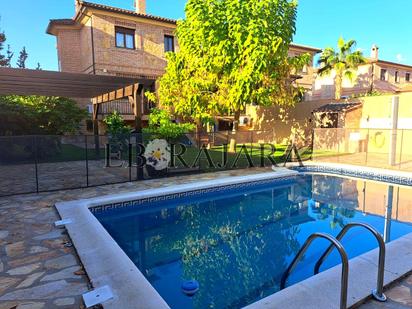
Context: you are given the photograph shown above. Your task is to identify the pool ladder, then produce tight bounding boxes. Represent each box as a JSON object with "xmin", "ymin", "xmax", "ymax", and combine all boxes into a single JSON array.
[{"xmin": 280, "ymin": 222, "xmax": 387, "ymax": 309}]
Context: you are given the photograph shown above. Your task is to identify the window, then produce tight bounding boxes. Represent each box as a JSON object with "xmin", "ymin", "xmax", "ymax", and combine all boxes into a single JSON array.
[
  {"xmin": 380, "ymin": 69, "xmax": 387, "ymax": 81},
  {"xmin": 406, "ymin": 73, "xmax": 411, "ymax": 82},
  {"xmin": 164, "ymin": 35, "xmax": 175, "ymax": 52},
  {"xmin": 115, "ymin": 27, "xmax": 135, "ymax": 49},
  {"xmin": 395, "ymin": 71, "xmax": 400, "ymax": 83}
]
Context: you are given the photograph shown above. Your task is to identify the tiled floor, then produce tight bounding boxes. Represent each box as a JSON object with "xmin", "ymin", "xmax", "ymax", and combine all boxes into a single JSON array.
[
  {"xmin": 315, "ymin": 152, "xmax": 412, "ymax": 173},
  {"xmin": 0, "ymin": 167, "xmax": 411, "ymax": 308},
  {"xmin": 358, "ymin": 273, "xmax": 412, "ymax": 308}
]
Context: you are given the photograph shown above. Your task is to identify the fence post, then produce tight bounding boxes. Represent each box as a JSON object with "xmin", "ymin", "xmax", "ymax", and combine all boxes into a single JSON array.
[
  {"xmin": 128, "ymin": 137, "xmax": 132, "ymax": 182},
  {"xmin": 399, "ymin": 129, "xmax": 404, "ymax": 169},
  {"xmin": 250, "ymin": 131, "xmax": 253, "ymax": 158},
  {"xmin": 365, "ymin": 129, "xmax": 370, "ymax": 166},
  {"xmin": 85, "ymin": 135, "xmax": 89, "ymax": 187},
  {"xmin": 198, "ymin": 130, "xmax": 202, "ymax": 170},
  {"xmin": 311, "ymin": 129, "xmax": 315, "ymax": 160},
  {"xmin": 337, "ymin": 129, "xmax": 341, "ymax": 163},
  {"xmin": 389, "ymin": 96, "xmax": 399, "ymax": 166},
  {"xmin": 136, "ymin": 133, "xmax": 144, "ymax": 180},
  {"xmin": 33, "ymin": 136, "xmax": 39, "ymax": 193}
]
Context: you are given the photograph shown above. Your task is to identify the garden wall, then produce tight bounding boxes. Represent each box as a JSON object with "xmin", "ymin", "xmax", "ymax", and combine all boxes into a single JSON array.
[{"xmin": 246, "ymin": 100, "xmax": 328, "ymax": 144}]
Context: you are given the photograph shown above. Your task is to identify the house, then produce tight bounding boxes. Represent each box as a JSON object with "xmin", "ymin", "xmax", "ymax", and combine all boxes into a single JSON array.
[
  {"xmin": 47, "ymin": 0, "xmax": 177, "ymax": 129},
  {"xmin": 312, "ymin": 45, "xmax": 412, "ymax": 100},
  {"xmin": 47, "ymin": 0, "xmax": 321, "ymax": 131}
]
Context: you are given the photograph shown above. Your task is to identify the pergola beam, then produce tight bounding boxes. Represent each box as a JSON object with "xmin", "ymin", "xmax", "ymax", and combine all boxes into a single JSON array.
[
  {"xmin": 0, "ymin": 67, "xmax": 153, "ymax": 98},
  {"xmin": 91, "ymin": 84, "xmax": 138, "ymax": 104}
]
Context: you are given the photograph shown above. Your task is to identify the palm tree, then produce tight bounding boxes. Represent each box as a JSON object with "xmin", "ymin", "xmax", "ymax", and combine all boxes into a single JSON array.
[{"xmin": 318, "ymin": 37, "xmax": 366, "ymax": 100}]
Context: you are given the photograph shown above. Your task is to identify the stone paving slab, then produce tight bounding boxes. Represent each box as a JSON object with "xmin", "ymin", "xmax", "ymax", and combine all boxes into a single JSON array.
[
  {"xmin": 0, "ymin": 168, "xmax": 272, "ymax": 308},
  {"xmin": 0, "ymin": 167, "xmax": 412, "ymax": 308}
]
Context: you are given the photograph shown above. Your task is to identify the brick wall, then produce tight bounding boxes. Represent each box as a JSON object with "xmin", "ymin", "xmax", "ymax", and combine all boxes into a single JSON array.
[
  {"xmin": 57, "ymin": 29, "xmax": 82, "ymax": 72},
  {"xmin": 95, "ymin": 14, "xmax": 175, "ymax": 77},
  {"xmin": 56, "ymin": 14, "xmax": 177, "ymax": 78}
]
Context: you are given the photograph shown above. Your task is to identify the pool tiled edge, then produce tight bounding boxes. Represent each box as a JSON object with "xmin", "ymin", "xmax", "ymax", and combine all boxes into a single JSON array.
[{"xmin": 291, "ymin": 162, "xmax": 412, "ymax": 186}]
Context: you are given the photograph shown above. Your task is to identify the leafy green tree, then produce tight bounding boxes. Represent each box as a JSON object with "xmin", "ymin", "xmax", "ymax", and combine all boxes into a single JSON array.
[
  {"xmin": 16, "ymin": 46, "xmax": 28, "ymax": 69},
  {"xmin": 103, "ymin": 111, "xmax": 131, "ymax": 153},
  {"xmin": 158, "ymin": 0, "xmax": 309, "ymax": 151},
  {"xmin": 0, "ymin": 96, "xmax": 88, "ymax": 161},
  {"xmin": 317, "ymin": 37, "xmax": 366, "ymax": 100},
  {"xmin": 0, "ymin": 96, "xmax": 88, "ymax": 135},
  {"xmin": 143, "ymin": 108, "xmax": 195, "ymax": 141},
  {"xmin": 103, "ymin": 111, "xmax": 130, "ymax": 136}
]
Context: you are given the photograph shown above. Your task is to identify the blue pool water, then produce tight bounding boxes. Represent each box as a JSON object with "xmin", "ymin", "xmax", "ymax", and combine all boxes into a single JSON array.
[{"xmin": 94, "ymin": 174, "xmax": 412, "ymax": 309}]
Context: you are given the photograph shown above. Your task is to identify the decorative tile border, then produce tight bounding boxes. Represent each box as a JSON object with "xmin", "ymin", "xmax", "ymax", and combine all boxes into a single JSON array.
[
  {"xmin": 292, "ymin": 165, "xmax": 412, "ymax": 186},
  {"xmin": 90, "ymin": 176, "xmax": 297, "ymax": 215}
]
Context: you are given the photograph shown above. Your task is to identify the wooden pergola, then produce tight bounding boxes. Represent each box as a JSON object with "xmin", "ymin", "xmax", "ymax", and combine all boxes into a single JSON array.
[{"xmin": 0, "ymin": 67, "xmax": 155, "ymax": 134}]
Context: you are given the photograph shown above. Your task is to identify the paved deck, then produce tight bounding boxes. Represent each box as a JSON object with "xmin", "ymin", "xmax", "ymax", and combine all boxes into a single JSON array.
[
  {"xmin": 0, "ymin": 167, "xmax": 411, "ymax": 308},
  {"xmin": 358, "ymin": 272, "xmax": 412, "ymax": 308},
  {"xmin": 315, "ymin": 152, "xmax": 412, "ymax": 173}
]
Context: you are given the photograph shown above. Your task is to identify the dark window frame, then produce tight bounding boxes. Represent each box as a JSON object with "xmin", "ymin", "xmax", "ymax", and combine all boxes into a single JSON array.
[
  {"xmin": 115, "ymin": 26, "xmax": 135, "ymax": 50},
  {"xmin": 406, "ymin": 72, "xmax": 411, "ymax": 82},
  {"xmin": 164, "ymin": 35, "xmax": 175, "ymax": 53},
  {"xmin": 380, "ymin": 69, "xmax": 387, "ymax": 81}
]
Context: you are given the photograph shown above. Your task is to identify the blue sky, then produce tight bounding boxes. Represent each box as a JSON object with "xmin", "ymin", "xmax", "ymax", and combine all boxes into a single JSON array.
[{"xmin": 1, "ymin": 0, "xmax": 411, "ymax": 70}]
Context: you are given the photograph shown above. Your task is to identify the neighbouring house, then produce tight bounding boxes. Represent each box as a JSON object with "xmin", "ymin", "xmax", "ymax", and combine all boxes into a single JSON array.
[
  {"xmin": 47, "ymin": 0, "xmax": 322, "ymax": 132},
  {"xmin": 311, "ymin": 45, "xmax": 412, "ymax": 132},
  {"xmin": 312, "ymin": 45, "xmax": 412, "ymax": 100}
]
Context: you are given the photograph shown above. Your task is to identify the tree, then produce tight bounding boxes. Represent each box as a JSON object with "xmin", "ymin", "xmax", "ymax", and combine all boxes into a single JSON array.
[
  {"xmin": 16, "ymin": 46, "xmax": 28, "ymax": 69},
  {"xmin": 6, "ymin": 45, "xmax": 13, "ymax": 67},
  {"xmin": 158, "ymin": 0, "xmax": 308, "ymax": 151},
  {"xmin": 143, "ymin": 108, "xmax": 195, "ymax": 140},
  {"xmin": 0, "ymin": 95, "xmax": 88, "ymax": 135},
  {"xmin": 0, "ymin": 30, "xmax": 9, "ymax": 67},
  {"xmin": 103, "ymin": 111, "xmax": 131, "ymax": 154},
  {"xmin": 317, "ymin": 37, "xmax": 366, "ymax": 100}
]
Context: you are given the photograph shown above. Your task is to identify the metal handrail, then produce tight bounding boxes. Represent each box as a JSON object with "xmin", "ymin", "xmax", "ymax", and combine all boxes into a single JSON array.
[
  {"xmin": 280, "ymin": 233, "xmax": 349, "ymax": 309},
  {"xmin": 314, "ymin": 223, "xmax": 387, "ymax": 302}
]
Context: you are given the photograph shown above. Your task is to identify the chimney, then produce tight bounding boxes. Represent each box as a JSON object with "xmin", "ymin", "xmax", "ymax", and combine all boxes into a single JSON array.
[
  {"xmin": 75, "ymin": 0, "xmax": 81, "ymax": 13},
  {"xmin": 371, "ymin": 44, "xmax": 379, "ymax": 60},
  {"xmin": 134, "ymin": 0, "xmax": 146, "ymax": 14}
]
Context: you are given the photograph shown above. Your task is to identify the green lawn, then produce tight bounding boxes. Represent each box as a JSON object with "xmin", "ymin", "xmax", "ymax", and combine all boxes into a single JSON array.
[{"xmin": 39, "ymin": 142, "xmax": 314, "ymax": 169}]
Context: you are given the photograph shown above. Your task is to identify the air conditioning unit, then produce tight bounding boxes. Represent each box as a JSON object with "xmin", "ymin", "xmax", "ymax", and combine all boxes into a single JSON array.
[{"xmin": 239, "ymin": 116, "xmax": 251, "ymax": 126}]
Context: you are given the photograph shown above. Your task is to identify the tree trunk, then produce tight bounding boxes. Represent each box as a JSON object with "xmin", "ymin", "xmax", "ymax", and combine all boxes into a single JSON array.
[
  {"xmin": 229, "ymin": 110, "xmax": 241, "ymax": 153},
  {"xmin": 206, "ymin": 122, "xmax": 211, "ymax": 149},
  {"xmin": 335, "ymin": 73, "xmax": 343, "ymax": 100}
]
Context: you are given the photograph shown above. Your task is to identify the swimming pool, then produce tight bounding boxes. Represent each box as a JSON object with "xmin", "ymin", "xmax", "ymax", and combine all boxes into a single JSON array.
[{"xmin": 92, "ymin": 173, "xmax": 412, "ymax": 309}]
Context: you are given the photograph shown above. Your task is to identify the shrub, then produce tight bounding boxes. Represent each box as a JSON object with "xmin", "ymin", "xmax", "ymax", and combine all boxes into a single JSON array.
[
  {"xmin": 103, "ymin": 111, "xmax": 131, "ymax": 153},
  {"xmin": 143, "ymin": 108, "xmax": 195, "ymax": 141}
]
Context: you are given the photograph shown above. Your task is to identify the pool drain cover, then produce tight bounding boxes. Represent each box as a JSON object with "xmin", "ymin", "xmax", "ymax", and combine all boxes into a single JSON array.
[{"xmin": 83, "ymin": 285, "xmax": 114, "ymax": 308}]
